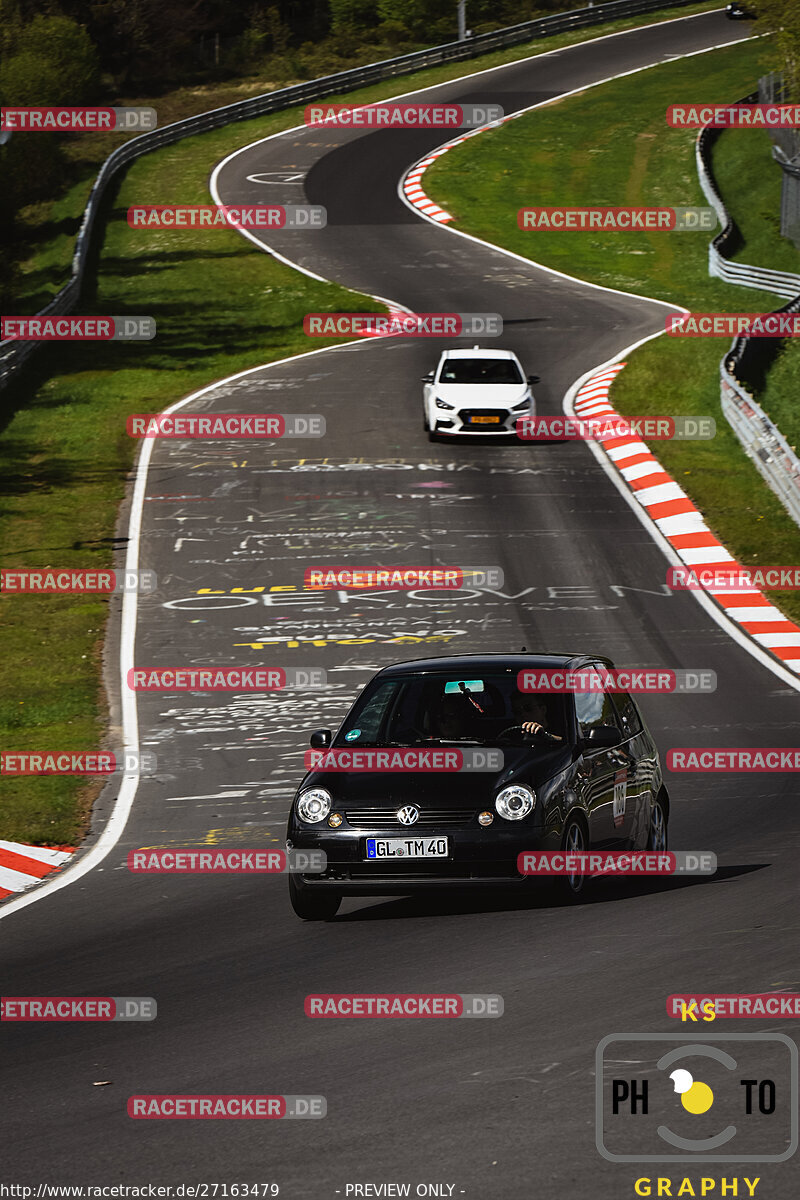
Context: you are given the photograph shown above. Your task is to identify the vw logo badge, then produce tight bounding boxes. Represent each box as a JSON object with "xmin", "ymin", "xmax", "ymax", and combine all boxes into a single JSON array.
[{"xmin": 397, "ymin": 805, "xmax": 420, "ymax": 826}]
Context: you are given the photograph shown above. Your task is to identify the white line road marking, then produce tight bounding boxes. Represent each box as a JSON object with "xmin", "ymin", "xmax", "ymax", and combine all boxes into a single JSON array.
[
  {"xmin": 563, "ymin": 350, "xmax": 800, "ymax": 692},
  {"xmin": 164, "ymin": 791, "xmax": 251, "ymax": 801},
  {"xmin": 246, "ymin": 172, "xmax": 306, "ymax": 184},
  {"xmin": 0, "ymin": 10, "xmax": 758, "ymax": 921}
]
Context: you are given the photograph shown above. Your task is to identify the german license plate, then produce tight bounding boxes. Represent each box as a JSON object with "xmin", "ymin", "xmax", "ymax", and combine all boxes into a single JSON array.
[
  {"xmin": 365, "ymin": 836, "xmax": 449, "ymax": 859},
  {"xmin": 469, "ymin": 415, "xmax": 500, "ymax": 424}
]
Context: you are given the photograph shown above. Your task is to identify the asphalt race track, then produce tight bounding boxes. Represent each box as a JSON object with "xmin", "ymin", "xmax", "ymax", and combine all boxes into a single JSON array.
[{"xmin": 3, "ymin": 11, "xmax": 800, "ymax": 1197}]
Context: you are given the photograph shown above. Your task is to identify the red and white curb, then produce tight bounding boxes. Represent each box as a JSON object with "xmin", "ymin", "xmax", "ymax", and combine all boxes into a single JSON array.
[
  {"xmin": 355, "ymin": 304, "xmax": 415, "ymax": 337},
  {"xmin": 399, "ymin": 29, "xmax": 745, "ymax": 229},
  {"xmin": 0, "ymin": 841, "xmax": 74, "ymax": 900},
  {"xmin": 574, "ymin": 364, "xmax": 800, "ymax": 675},
  {"xmin": 401, "ymin": 115, "xmax": 513, "ymax": 222},
  {"xmin": 403, "ymin": 149, "xmax": 457, "ymax": 222},
  {"xmin": 0, "ymin": 20, "xmax": 781, "ymax": 925}
]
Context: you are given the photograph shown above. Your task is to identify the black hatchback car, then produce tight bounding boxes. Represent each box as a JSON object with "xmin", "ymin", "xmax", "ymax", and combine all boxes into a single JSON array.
[{"xmin": 286, "ymin": 654, "xmax": 669, "ymax": 920}]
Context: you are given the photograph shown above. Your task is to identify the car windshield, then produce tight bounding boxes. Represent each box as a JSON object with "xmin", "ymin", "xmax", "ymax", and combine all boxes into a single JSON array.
[
  {"xmin": 336, "ymin": 672, "xmax": 569, "ymax": 747},
  {"xmin": 438, "ymin": 359, "xmax": 523, "ymax": 385}
]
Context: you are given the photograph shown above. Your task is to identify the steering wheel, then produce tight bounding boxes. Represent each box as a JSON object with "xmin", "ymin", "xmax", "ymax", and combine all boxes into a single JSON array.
[
  {"xmin": 496, "ymin": 724, "xmax": 561, "ymax": 743},
  {"xmin": 497, "ymin": 723, "xmax": 529, "ymax": 741}
]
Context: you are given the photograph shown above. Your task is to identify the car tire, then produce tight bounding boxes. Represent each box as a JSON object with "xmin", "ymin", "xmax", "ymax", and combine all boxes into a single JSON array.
[
  {"xmin": 288, "ymin": 875, "xmax": 341, "ymax": 921},
  {"xmin": 648, "ymin": 791, "xmax": 668, "ymax": 853},
  {"xmin": 561, "ymin": 814, "xmax": 589, "ymax": 900}
]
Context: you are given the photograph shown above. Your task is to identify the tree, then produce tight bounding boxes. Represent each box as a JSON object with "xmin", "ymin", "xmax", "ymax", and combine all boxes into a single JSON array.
[
  {"xmin": 0, "ymin": 15, "xmax": 99, "ymax": 226},
  {"xmin": 330, "ymin": 0, "xmax": 380, "ymax": 32},
  {"xmin": 6, "ymin": 14, "xmax": 100, "ymax": 101},
  {"xmin": 376, "ymin": 0, "xmax": 541, "ymax": 40},
  {"xmin": 755, "ymin": 0, "xmax": 800, "ymax": 99}
]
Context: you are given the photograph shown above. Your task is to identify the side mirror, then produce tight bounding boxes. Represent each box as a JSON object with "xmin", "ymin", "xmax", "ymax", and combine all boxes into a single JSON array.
[
  {"xmin": 309, "ymin": 729, "xmax": 332, "ymax": 748},
  {"xmin": 583, "ymin": 725, "xmax": 622, "ymax": 749},
  {"xmin": 527, "ymin": 374, "xmax": 540, "ymax": 384},
  {"xmin": 421, "ymin": 373, "xmax": 434, "ymax": 382}
]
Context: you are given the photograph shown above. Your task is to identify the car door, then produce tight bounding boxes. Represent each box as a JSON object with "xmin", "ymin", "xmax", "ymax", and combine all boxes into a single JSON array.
[
  {"xmin": 609, "ymin": 688, "xmax": 656, "ymax": 848},
  {"xmin": 574, "ymin": 675, "xmax": 634, "ymax": 847}
]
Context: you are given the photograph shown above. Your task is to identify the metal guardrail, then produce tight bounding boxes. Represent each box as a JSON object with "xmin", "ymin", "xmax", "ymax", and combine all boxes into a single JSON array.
[
  {"xmin": 760, "ymin": 71, "xmax": 800, "ymax": 248},
  {"xmin": 0, "ymin": 0, "xmax": 702, "ymax": 394},
  {"xmin": 723, "ymin": 291, "xmax": 800, "ymax": 389},
  {"xmin": 695, "ymin": 96, "xmax": 800, "ymax": 528},
  {"xmin": 696, "ymin": 96, "xmax": 800, "ymax": 299},
  {"xmin": 720, "ymin": 345, "xmax": 800, "ymax": 527}
]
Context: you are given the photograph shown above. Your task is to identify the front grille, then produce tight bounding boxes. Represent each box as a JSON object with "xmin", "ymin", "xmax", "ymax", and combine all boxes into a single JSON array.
[{"xmin": 344, "ymin": 807, "xmax": 476, "ymax": 829}]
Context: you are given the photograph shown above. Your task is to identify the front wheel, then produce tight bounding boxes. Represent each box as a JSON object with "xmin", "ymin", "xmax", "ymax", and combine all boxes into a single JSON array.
[
  {"xmin": 648, "ymin": 794, "xmax": 668, "ymax": 853},
  {"xmin": 288, "ymin": 875, "xmax": 341, "ymax": 921},
  {"xmin": 562, "ymin": 815, "xmax": 589, "ymax": 899}
]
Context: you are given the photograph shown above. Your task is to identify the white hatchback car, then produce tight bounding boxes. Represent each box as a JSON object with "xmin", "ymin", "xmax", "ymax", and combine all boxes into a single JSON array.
[{"xmin": 422, "ymin": 346, "xmax": 537, "ymax": 439}]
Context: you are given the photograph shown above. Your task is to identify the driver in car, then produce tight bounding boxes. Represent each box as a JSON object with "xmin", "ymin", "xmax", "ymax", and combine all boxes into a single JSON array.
[{"xmin": 510, "ymin": 691, "xmax": 563, "ymax": 741}]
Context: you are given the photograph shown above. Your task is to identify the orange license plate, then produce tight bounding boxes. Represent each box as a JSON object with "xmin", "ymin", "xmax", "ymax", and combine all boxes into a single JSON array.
[{"xmin": 469, "ymin": 416, "xmax": 500, "ymax": 424}]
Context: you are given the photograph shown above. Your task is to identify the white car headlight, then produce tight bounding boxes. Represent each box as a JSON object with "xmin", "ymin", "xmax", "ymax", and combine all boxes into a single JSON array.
[
  {"xmin": 511, "ymin": 395, "xmax": 532, "ymax": 411},
  {"xmin": 435, "ymin": 397, "xmax": 455, "ymax": 410},
  {"xmin": 495, "ymin": 785, "xmax": 536, "ymax": 821},
  {"xmin": 296, "ymin": 788, "xmax": 332, "ymax": 823}
]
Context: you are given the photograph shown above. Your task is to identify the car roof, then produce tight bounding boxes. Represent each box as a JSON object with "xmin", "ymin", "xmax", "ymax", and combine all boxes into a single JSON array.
[
  {"xmin": 374, "ymin": 653, "xmax": 615, "ymax": 678},
  {"xmin": 438, "ymin": 347, "xmax": 518, "ymax": 360}
]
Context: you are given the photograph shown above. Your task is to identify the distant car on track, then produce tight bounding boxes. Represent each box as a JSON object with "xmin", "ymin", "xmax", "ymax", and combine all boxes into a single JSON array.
[
  {"xmin": 725, "ymin": 1, "xmax": 756, "ymax": 16},
  {"xmin": 421, "ymin": 345, "xmax": 537, "ymax": 440},
  {"xmin": 286, "ymin": 653, "xmax": 670, "ymax": 920}
]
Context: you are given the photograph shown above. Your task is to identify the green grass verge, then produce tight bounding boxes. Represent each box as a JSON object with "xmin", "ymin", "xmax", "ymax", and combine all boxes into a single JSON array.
[
  {"xmin": 0, "ymin": 0, "xmax": 725, "ymax": 847},
  {"xmin": 757, "ymin": 340, "xmax": 800, "ymax": 454},
  {"xmin": 608, "ymin": 341, "xmax": 800, "ymax": 572},
  {"xmin": 711, "ymin": 126, "xmax": 800, "ymax": 451},
  {"xmin": 425, "ymin": 35, "xmax": 800, "ymax": 623},
  {"xmin": 14, "ymin": 0, "xmax": 721, "ymax": 313},
  {"xmin": 0, "ymin": 139, "xmax": 383, "ymax": 846},
  {"xmin": 426, "ymin": 38, "xmax": 777, "ymax": 307},
  {"xmin": 0, "ymin": 0, "xmax": 744, "ymax": 848},
  {"xmin": 711, "ymin": 128, "xmax": 800, "ymax": 275}
]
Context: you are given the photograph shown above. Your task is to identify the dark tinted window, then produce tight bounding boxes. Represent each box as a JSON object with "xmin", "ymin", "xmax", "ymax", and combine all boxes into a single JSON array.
[
  {"xmin": 611, "ymin": 691, "xmax": 643, "ymax": 737},
  {"xmin": 574, "ymin": 684, "xmax": 622, "ymax": 735},
  {"xmin": 336, "ymin": 671, "xmax": 567, "ymax": 745},
  {"xmin": 438, "ymin": 358, "xmax": 523, "ymax": 385},
  {"xmin": 339, "ymin": 680, "xmax": 401, "ymax": 743}
]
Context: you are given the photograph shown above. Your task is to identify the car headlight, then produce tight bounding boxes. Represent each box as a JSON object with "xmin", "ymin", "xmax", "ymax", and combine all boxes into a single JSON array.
[
  {"xmin": 435, "ymin": 397, "xmax": 455, "ymax": 410},
  {"xmin": 495, "ymin": 785, "xmax": 536, "ymax": 821},
  {"xmin": 510, "ymin": 395, "xmax": 532, "ymax": 411},
  {"xmin": 296, "ymin": 788, "xmax": 332, "ymax": 823}
]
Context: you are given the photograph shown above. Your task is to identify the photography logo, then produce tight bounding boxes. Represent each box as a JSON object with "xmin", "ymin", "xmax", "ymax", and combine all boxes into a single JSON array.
[{"xmin": 596, "ymin": 1033, "xmax": 798, "ymax": 1162}]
